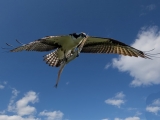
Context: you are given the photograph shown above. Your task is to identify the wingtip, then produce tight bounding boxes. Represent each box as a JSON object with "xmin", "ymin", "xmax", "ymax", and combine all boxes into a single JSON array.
[
  {"xmin": 6, "ymin": 43, "xmax": 14, "ymax": 47},
  {"xmin": 16, "ymin": 39, "xmax": 24, "ymax": 45}
]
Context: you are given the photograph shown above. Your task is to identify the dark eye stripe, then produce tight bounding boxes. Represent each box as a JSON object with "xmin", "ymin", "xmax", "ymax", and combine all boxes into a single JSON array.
[{"xmin": 69, "ymin": 33, "xmax": 86, "ymax": 39}]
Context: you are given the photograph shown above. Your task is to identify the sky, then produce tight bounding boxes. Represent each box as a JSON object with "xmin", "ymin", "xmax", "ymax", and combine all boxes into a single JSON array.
[{"xmin": 0, "ymin": 0, "xmax": 160, "ymax": 120}]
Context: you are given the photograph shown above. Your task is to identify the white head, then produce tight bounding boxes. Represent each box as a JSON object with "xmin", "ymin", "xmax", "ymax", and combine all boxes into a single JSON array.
[{"xmin": 70, "ymin": 32, "xmax": 87, "ymax": 39}]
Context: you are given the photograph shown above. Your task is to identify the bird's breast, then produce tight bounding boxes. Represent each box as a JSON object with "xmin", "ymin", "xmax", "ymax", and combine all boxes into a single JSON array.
[{"xmin": 59, "ymin": 37, "xmax": 83, "ymax": 51}]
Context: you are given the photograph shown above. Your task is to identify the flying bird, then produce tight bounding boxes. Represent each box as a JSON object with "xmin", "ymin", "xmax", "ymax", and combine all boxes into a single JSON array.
[{"xmin": 5, "ymin": 32, "xmax": 154, "ymax": 87}]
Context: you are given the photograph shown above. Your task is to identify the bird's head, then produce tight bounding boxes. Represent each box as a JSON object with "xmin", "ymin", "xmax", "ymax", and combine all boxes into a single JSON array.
[{"xmin": 70, "ymin": 32, "xmax": 87, "ymax": 39}]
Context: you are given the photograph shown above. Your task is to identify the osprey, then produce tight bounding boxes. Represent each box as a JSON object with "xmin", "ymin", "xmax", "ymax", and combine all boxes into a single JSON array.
[{"xmin": 5, "ymin": 32, "xmax": 154, "ymax": 87}]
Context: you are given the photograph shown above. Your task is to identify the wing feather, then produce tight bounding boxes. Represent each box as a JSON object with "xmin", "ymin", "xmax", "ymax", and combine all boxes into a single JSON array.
[
  {"xmin": 9, "ymin": 35, "xmax": 70, "ymax": 52},
  {"xmin": 81, "ymin": 36, "xmax": 149, "ymax": 58},
  {"xmin": 121, "ymin": 48, "xmax": 127, "ymax": 56},
  {"xmin": 10, "ymin": 40, "xmax": 56, "ymax": 52},
  {"xmin": 106, "ymin": 45, "xmax": 111, "ymax": 53}
]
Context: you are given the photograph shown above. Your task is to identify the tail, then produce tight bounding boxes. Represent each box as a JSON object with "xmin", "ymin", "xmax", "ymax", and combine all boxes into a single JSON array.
[{"xmin": 43, "ymin": 49, "xmax": 62, "ymax": 67}]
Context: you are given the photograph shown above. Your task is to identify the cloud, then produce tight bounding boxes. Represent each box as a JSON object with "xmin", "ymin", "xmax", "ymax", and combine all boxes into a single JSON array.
[
  {"xmin": 102, "ymin": 118, "xmax": 109, "ymax": 120},
  {"xmin": 105, "ymin": 63, "xmax": 111, "ymax": 69},
  {"xmin": 39, "ymin": 110, "xmax": 64, "ymax": 120},
  {"xmin": 115, "ymin": 92, "xmax": 125, "ymax": 99},
  {"xmin": 105, "ymin": 99, "xmax": 124, "ymax": 108},
  {"xmin": 135, "ymin": 111, "xmax": 142, "ymax": 116},
  {"xmin": 127, "ymin": 108, "xmax": 137, "ymax": 111},
  {"xmin": 146, "ymin": 4, "xmax": 156, "ymax": 11},
  {"xmin": 12, "ymin": 88, "xmax": 19, "ymax": 96},
  {"xmin": 152, "ymin": 98, "xmax": 160, "ymax": 106},
  {"xmin": 114, "ymin": 117, "xmax": 140, "ymax": 120},
  {"xmin": 125, "ymin": 117, "xmax": 140, "ymax": 120},
  {"xmin": 8, "ymin": 88, "xmax": 20, "ymax": 112},
  {"xmin": 3, "ymin": 81, "xmax": 7, "ymax": 85},
  {"xmin": 0, "ymin": 110, "xmax": 5, "ymax": 114},
  {"xmin": 0, "ymin": 85, "xmax": 4, "ymax": 89},
  {"xmin": 112, "ymin": 26, "xmax": 160, "ymax": 87},
  {"xmin": 140, "ymin": 4, "xmax": 156, "ymax": 16},
  {"xmin": 16, "ymin": 91, "xmax": 38, "ymax": 116},
  {"xmin": 146, "ymin": 98, "xmax": 160, "ymax": 115},
  {"xmin": 105, "ymin": 92, "xmax": 125, "ymax": 108},
  {"xmin": 0, "ymin": 115, "xmax": 40, "ymax": 120},
  {"xmin": 66, "ymin": 82, "xmax": 69, "ymax": 85},
  {"xmin": 114, "ymin": 118, "xmax": 123, "ymax": 120},
  {"xmin": 146, "ymin": 106, "xmax": 160, "ymax": 115},
  {"xmin": 0, "ymin": 90, "xmax": 64, "ymax": 120}
]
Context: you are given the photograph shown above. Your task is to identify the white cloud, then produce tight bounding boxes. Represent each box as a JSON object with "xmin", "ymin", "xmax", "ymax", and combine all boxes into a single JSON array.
[
  {"xmin": 114, "ymin": 118, "xmax": 123, "ymax": 120},
  {"xmin": 115, "ymin": 92, "xmax": 125, "ymax": 99},
  {"xmin": 146, "ymin": 106, "xmax": 160, "ymax": 115},
  {"xmin": 0, "ymin": 85, "xmax": 4, "ymax": 89},
  {"xmin": 12, "ymin": 88, "xmax": 19, "ymax": 96},
  {"xmin": 39, "ymin": 110, "xmax": 63, "ymax": 120},
  {"xmin": 112, "ymin": 26, "xmax": 160, "ymax": 86},
  {"xmin": 114, "ymin": 117, "xmax": 140, "ymax": 120},
  {"xmin": 105, "ymin": 63, "xmax": 111, "ymax": 69},
  {"xmin": 146, "ymin": 4, "xmax": 156, "ymax": 11},
  {"xmin": 146, "ymin": 98, "xmax": 160, "ymax": 115},
  {"xmin": 3, "ymin": 81, "xmax": 7, "ymax": 85},
  {"xmin": 16, "ymin": 91, "xmax": 38, "ymax": 116},
  {"xmin": 8, "ymin": 88, "xmax": 20, "ymax": 112},
  {"xmin": 105, "ymin": 99, "xmax": 124, "ymax": 108},
  {"xmin": 135, "ymin": 111, "xmax": 142, "ymax": 116},
  {"xmin": 0, "ymin": 110, "xmax": 5, "ymax": 114},
  {"xmin": 125, "ymin": 117, "xmax": 140, "ymax": 120},
  {"xmin": 1, "ymin": 90, "xmax": 64, "ymax": 120},
  {"xmin": 102, "ymin": 118, "xmax": 109, "ymax": 120},
  {"xmin": 152, "ymin": 98, "xmax": 160, "ymax": 106},
  {"xmin": 0, "ymin": 115, "xmax": 40, "ymax": 120},
  {"xmin": 105, "ymin": 92, "xmax": 125, "ymax": 108}
]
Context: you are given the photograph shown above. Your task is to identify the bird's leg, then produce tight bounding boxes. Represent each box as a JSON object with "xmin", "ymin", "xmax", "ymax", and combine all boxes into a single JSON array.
[
  {"xmin": 76, "ymin": 47, "xmax": 81, "ymax": 57},
  {"xmin": 76, "ymin": 36, "xmax": 89, "ymax": 57}
]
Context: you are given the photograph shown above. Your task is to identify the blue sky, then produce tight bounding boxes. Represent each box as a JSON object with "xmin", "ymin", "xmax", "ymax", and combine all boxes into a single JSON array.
[{"xmin": 0, "ymin": 0, "xmax": 160, "ymax": 120}]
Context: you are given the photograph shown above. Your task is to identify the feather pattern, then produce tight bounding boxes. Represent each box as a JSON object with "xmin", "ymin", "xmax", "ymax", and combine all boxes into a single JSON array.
[
  {"xmin": 43, "ymin": 49, "xmax": 62, "ymax": 67},
  {"xmin": 43, "ymin": 49, "xmax": 74, "ymax": 67},
  {"xmin": 9, "ymin": 40, "xmax": 57, "ymax": 52},
  {"xmin": 8, "ymin": 35, "xmax": 72, "ymax": 52},
  {"xmin": 81, "ymin": 36, "xmax": 149, "ymax": 58}
]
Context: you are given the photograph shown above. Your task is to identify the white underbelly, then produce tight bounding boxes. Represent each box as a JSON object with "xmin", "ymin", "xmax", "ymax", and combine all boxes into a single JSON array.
[
  {"xmin": 56, "ymin": 49, "xmax": 73, "ymax": 59},
  {"xmin": 59, "ymin": 37, "xmax": 82, "ymax": 51},
  {"xmin": 57, "ymin": 37, "xmax": 83, "ymax": 59}
]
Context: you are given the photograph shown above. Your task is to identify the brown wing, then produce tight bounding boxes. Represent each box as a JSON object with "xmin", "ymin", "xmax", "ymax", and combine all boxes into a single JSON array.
[
  {"xmin": 9, "ymin": 35, "xmax": 70, "ymax": 52},
  {"xmin": 81, "ymin": 36, "xmax": 150, "ymax": 58}
]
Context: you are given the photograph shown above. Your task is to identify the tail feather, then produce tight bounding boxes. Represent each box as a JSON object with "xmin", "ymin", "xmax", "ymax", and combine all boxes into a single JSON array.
[
  {"xmin": 43, "ymin": 49, "xmax": 63, "ymax": 67},
  {"xmin": 44, "ymin": 49, "xmax": 75, "ymax": 67}
]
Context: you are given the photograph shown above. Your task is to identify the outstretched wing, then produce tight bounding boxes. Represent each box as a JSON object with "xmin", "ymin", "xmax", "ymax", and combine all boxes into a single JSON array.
[
  {"xmin": 8, "ymin": 35, "xmax": 70, "ymax": 52},
  {"xmin": 81, "ymin": 36, "xmax": 150, "ymax": 59}
]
